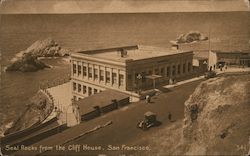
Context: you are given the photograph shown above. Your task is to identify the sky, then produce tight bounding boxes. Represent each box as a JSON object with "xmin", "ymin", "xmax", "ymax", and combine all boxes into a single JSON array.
[{"xmin": 0, "ymin": 0, "xmax": 249, "ymax": 14}]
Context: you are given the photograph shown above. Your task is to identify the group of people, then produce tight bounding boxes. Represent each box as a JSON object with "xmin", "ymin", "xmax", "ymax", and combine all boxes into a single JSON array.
[{"xmin": 209, "ymin": 64, "xmax": 227, "ymax": 72}]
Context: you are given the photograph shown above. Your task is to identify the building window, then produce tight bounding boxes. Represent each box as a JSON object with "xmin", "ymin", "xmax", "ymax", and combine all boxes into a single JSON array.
[
  {"xmin": 83, "ymin": 85, "xmax": 86, "ymax": 94},
  {"xmin": 94, "ymin": 68, "xmax": 98, "ymax": 80},
  {"xmin": 94, "ymin": 88, "xmax": 98, "ymax": 94},
  {"xmin": 183, "ymin": 63, "xmax": 186, "ymax": 73},
  {"xmin": 166, "ymin": 66, "xmax": 170, "ymax": 77},
  {"xmin": 177, "ymin": 64, "xmax": 181, "ymax": 74},
  {"xmin": 106, "ymin": 71, "xmax": 110, "ymax": 83},
  {"xmin": 78, "ymin": 84, "xmax": 81, "ymax": 92},
  {"xmin": 83, "ymin": 66, "xmax": 87, "ymax": 76},
  {"xmin": 88, "ymin": 67, "xmax": 93, "ymax": 78},
  {"xmin": 172, "ymin": 65, "xmax": 176, "ymax": 76},
  {"xmin": 188, "ymin": 62, "xmax": 191, "ymax": 72},
  {"xmin": 78, "ymin": 65, "xmax": 81, "ymax": 75},
  {"xmin": 160, "ymin": 67, "xmax": 165, "ymax": 76},
  {"xmin": 112, "ymin": 73, "xmax": 117, "ymax": 84},
  {"xmin": 119, "ymin": 74, "xmax": 124, "ymax": 86},
  {"xmin": 100, "ymin": 70, "xmax": 104, "ymax": 81},
  {"xmin": 73, "ymin": 64, "xmax": 76, "ymax": 74},
  {"xmin": 73, "ymin": 82, "xmax": 76, "ymax": 91},
  {"xmin": 88, "ymin": 87, "xmax": 92, "ymax": 96}
]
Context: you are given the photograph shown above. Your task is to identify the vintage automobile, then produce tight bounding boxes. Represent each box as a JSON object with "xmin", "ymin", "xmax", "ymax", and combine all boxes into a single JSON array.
[
  {"xmin": 204, "ymin": 71, "xmax": 217, "ymax": 79},
  {"xmin": 137, "ymin": 111, "xmax": 158, "ymax": 130}
]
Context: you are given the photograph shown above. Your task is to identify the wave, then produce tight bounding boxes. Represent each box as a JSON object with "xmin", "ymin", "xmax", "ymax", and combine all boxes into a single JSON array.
[{"xmin": 0, "ymin": 121, "xmax": 13, "ymax": 137}]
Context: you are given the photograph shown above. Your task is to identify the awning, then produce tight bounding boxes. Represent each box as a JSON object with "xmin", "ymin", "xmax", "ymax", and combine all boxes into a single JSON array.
[{"xmin": 145, "ymin": 74, "xmax": 162, "ymax": 80}]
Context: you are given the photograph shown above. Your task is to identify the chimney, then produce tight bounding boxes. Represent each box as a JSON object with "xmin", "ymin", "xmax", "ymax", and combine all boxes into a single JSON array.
[{"xmin": 120, "ymin": 49, "xmax": 127, "ymax": 57}]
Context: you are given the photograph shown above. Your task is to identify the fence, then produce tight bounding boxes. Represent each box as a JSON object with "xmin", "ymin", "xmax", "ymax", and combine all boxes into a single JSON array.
[
  {"xmin": 2, "ymin": 123, "xmax": 67, "ymax": 155},
  {"xmin": 81, "ymin": 97, "xmax": 130, "ymax": 121},
  {"xmin": 0, "ymin": 117, "xmax": 58, "ymax": 145}
]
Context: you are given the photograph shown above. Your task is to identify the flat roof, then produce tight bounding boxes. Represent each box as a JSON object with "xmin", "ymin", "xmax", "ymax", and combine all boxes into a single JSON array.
[
  {"xmin": 75, "ymin": 89, "xmax": 129, "ymax": 115},
  {"xmin": 212, "ymin": 50, "xmax": 250, "ymax": 54},
  {"xmin": 76, "ymin": 45, "xmax": 193, "ymax": 62}
]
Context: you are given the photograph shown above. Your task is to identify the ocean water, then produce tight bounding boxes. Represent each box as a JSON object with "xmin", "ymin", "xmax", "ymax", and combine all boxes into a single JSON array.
[{"xmin": 0, "ymin": 12, "xmax": 249, "ymax": 136}]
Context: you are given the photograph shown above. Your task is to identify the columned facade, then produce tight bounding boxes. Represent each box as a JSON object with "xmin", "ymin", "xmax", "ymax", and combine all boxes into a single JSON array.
[{"xmin": 70, "ymin": 45, "xmax": 194, "ymax": 100}]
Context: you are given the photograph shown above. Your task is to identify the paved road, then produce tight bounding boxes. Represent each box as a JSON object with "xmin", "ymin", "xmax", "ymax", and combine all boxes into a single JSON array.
[{"xmin": 13, "ymin": 79, "xmax": 202, "ymax": 156}]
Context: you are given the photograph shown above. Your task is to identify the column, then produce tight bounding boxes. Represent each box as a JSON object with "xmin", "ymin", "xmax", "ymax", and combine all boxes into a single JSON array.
[
  {"xmin": 81, "ymin": 61, "xmax": 84, "ymax": 79},
  {"xmin": 117, "ymin": 69, "xmax": 119, "ymax": 89},
  {"xmin": 180, "ymin": 61, "xmax": 183, "ymax": 76},
  {"xmin": 104, "ymin": 67, "xmax": 107, "ymax": 85},
  {"xmin": 92, "ymin": 64, "xmax": 94, "ymax": 80},
  {"xmin": 86, "ymin": 62, "xmax": 89, "ymax": 79}
]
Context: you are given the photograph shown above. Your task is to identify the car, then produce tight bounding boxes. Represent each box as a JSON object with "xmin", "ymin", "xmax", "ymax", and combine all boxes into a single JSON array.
[
  {"xmin": 204, "ymin": 71, "xmax": 216, "ymax": 79},
  {"xmin": 137, "ymin": 111, "xmax": 158, "ymax": 130}
]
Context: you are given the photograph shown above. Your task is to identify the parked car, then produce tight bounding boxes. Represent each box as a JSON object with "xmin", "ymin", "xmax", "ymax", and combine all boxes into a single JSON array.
[
  {"xmin": 137, "ymin": 111, "xmax": 158, "ymax": 130},
  {"xmin": 204, "ymin": 71, "xmax": 216, "ymax": 79}
]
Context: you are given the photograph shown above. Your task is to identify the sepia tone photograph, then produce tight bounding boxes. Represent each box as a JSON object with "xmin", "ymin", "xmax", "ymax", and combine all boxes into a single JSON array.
[{"xmin": 0, "ymin": 0, "xmax": 250, "ymax": 155}]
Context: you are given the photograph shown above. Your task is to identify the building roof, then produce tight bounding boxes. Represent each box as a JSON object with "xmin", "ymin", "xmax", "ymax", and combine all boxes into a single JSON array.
[
  {"xmin": 75, "ymin": 45, "xmax": 193, "ymax": 62},
  {"xmin": 212, "ymin": 50, "xmax": 250, "ymax": 54},
  {"xmin": 75, "ymin": 89, "xmax": 129, "ymax": 115}
]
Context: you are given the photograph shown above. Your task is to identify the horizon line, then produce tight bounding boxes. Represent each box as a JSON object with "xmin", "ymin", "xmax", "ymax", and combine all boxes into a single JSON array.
[{"xmin": 1, "ymin": 10, "xmax": 249, "ymax": 15}]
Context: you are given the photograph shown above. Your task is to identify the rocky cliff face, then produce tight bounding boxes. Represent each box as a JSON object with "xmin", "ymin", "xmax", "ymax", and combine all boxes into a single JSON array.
[
  {"xmin": 12, "ymin": 38, "xmax": 70, "ymax": 61},
  {"xmin": 6, "ymin": 53, "xmax": 50, "ymax": 72},
  {"xmin": 4, "ymin": 90, "xmax": 53, "ymax": 135},
  {"xmin": 6, "ymin": 38, "xmax": 70, "ymax": 72},
  {"xmin": 183, "ymin": 73, "xmax": 250, "ymax": 155}
]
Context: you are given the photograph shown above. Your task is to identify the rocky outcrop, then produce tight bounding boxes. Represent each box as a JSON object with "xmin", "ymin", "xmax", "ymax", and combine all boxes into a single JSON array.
[
  {"xmin": 6, "ymin": 38, "xmax": 70, "ymax": 72},
  {"xmin": 12, "ymin": 38, "xmax": 70, "ymax": 62},
  {"xmin": 6, "ymin": 53, "xmax": 50, "ymax": 72},
  {"xmin": 176, "ymin": 31, "xmax": 208, "ymax": 44},
  {"xmin": 183, "ymin": 74, "xmax": 250, "ymax": 155}
]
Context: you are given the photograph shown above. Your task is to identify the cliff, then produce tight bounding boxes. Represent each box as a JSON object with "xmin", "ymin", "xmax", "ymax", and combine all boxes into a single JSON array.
[
  {"xmin": 135, "ymin": 73, "xmax": 250, "ymax": 155},
  {"xmin": 6, "ymin": 38, "xmax": 70, "ymax": 72},
  {"xmin": 4, "ymin": 90, "xmax": 53, "ymax": 135},
  {"xmin": 183, "ymin": 73, "xmax": 250, "ymax": 155}
]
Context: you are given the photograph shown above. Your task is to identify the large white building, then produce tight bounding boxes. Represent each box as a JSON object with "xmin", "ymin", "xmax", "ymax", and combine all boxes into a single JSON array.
[{"xmin": 70, "ymin": 45, "xmax": 195, "ymax": 100}]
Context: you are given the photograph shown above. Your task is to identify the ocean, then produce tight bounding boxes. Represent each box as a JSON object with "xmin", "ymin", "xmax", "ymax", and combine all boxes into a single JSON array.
[{"xmin": 0, "ymin": 12, "xmax": 249, "ymax": 136}]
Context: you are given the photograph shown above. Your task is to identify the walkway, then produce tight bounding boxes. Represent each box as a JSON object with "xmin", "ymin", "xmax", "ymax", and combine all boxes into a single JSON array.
[
  {"xmin": 164, "ymin": 67, "xmax": 250, "ymax": 89},
  {"xmin": 46, "ymin": 82, "xmax": 77, "ymax": 125}
]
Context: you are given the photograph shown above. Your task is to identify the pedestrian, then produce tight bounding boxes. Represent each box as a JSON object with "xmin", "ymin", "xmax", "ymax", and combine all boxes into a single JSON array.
[
  {"xmin": 213, "ymin": 64, "xmax": 216, "ymax": 70},
  {"xmin": 148, "ymin": 95, "xmax": 151, "ymax": 103},
  {"xmin": 168, "ymin": 112, "xmax": 172, "ymax": 121},
  {"xmin": 145, "ymin": 95, "xmax": 150, "ymax": 104},
  {"xmin": 209, "ymin": 66, "xmax": 212, "ymax": 71}
]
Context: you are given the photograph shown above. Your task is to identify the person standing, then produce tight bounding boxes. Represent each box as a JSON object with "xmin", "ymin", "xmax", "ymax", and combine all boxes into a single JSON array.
[
  {"xmin": 146, "ymin": 95, "xmax": 149, "ymax": 104},
  {"xmin": 168, "ymin": 112, "xmax": 172, "ymax": 121}
]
